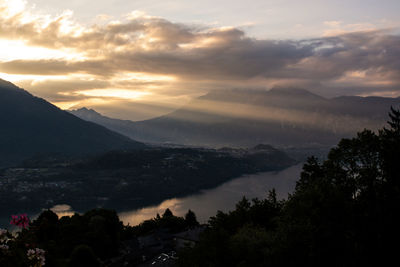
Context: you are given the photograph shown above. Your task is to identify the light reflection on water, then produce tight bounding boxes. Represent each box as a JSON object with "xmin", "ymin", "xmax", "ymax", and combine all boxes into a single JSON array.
[
  {"xmin": 0, "ymin": 164, "xmax": 303, "ymax": 228},
  {"xmin": 119, "ymin": 163, "xmax": 303, "ymax": 225}
]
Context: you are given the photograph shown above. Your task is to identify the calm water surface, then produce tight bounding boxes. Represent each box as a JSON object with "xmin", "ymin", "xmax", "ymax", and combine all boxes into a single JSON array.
[
  {"xmin": 119, "ymin": 163, "xmax": 303, "ymax": 225},
  {"xmin": 0, "ymin": 163, "xmax": 303, "ymax": 228}
]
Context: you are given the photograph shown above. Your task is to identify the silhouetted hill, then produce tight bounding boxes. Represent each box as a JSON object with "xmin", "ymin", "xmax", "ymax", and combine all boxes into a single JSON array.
[
  {"xmin": 70, "ymin": 88, "xmax": 399, "ymax": 148},
  {"xmin": 0, "ymin": 79, "xmax": 145, "ymax": 167}
]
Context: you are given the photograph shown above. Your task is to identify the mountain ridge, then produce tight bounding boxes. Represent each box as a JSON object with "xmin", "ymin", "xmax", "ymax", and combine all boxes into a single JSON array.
[
  {"xmin": 70, "ymin": 88, "xmax": 400, "ymax": 148},
  {"xmin": 0, "ymin": 79, "xmax": 145, "ymax": 167}
]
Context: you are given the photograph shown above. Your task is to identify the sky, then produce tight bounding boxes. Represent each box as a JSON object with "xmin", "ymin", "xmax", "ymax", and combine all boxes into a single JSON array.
[{"xmin": 0, "ymin": 0, "xmax": 399, "ymax": 120}]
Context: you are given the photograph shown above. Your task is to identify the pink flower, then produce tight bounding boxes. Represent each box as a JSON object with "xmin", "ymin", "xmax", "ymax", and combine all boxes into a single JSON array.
[{"xmin": 10, "ymin": 214, "xmax": 30, "ymax": 228}]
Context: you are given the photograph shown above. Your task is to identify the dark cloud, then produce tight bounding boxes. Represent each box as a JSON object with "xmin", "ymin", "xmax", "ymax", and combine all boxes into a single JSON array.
[{"xmin": 0, "ymin": 59, "xmax": 77, "ymax": 75}]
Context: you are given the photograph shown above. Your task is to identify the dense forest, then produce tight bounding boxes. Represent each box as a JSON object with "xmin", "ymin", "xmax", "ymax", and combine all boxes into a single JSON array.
[
  {"xmin": 1, "ymin": 107, "xmax": 399, "ymax": 266},
  {"xmin": 178, "ymin": 107, "xmax": 400, "ymax": 266}
]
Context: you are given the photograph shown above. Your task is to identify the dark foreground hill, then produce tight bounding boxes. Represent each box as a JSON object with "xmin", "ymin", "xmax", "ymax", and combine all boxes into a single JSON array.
[
  {"xmin": 70, "ymin": 88, "xmax": 400, "ymax": 147},
  {"xmin": 0, "ymin": 79, "xmax": 145, "ymax": 167}
]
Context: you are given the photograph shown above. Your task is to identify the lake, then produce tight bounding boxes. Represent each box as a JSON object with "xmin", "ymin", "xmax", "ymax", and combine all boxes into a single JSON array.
[
  {"xmin": 119, "ymin": 163, "xmax": 303, "ymax": 225},
  {"xmin": 0, "ymin": 163, "xmax": 303, "ymax": 228}
]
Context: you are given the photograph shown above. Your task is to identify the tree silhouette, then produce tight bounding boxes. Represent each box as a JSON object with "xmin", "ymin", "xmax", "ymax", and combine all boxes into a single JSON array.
[
  {"xmin": 162, "ymin": 208, "xmax": 173, "ymax": 218},
  {"xmin": 184, "ymin": 210, "xmax": 199, "ymax": 228}
]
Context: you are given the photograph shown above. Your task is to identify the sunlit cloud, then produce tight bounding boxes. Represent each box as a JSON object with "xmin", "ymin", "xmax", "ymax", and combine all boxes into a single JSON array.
[
  {"xmin": 0, "ymin": 73, "xmax": 65, "ymax": 83},
  {"xmin": 111, "ymin": 72, "xmax": 177, "ymax": 82},
  {"xmin": 0, "ymin": 40, "xmax": 80, "ymax": 61},
  {"xmin": 0, "ymin": 0, "xmax": 399, "ymax": 120},
  {"xmin": 71, "ymin": 89, "xmax": 151, "ymax": 100},
  {"xmin": 358, "ymin": 90, "xmax": 400, "ymax": 98},
  {"xmin": 2, "ymin": 0, "xmax": 27, "ymax": 16}
]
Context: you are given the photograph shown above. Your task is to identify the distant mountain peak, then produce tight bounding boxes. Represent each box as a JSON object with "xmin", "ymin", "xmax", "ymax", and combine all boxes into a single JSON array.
[
  {"xmin": 198, "ymin": 87, "xmax": 326, "ymax": 104},
  {"xmin": 268, "ymin": 87, "xmax": 325, "ymax": 99},
  {"xmin": 55, "ymin": 85, "xmax": 400, "ymax": 149},
  {"xmin": 72, "ymin": 107, "xmax": 102, "ymax": 116},
  {"xmin": 69, "ymin": 107, "xmax": 111, "ymax": 122},
  {"xmin": 269, "ymin": 87, "xmax": 309, "ymax": 93},
  {"xmin": 75, "ymin": 107, "xmax": 90, "ymax": 111}
]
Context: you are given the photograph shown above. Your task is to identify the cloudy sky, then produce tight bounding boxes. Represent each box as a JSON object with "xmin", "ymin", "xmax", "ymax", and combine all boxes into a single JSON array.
[{"xmin": 0, "ymin": 0, "xmax": 399, "ymax": 120}]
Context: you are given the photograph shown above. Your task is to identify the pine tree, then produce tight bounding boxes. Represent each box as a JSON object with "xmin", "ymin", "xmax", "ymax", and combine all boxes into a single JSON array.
[
  {"xmin": 185, "ymin": 210, "xmax": 199, "ymax": 228},
  {"xmin": 387, "ymin": 106, "xmax": 400, "ymax": 133}
]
